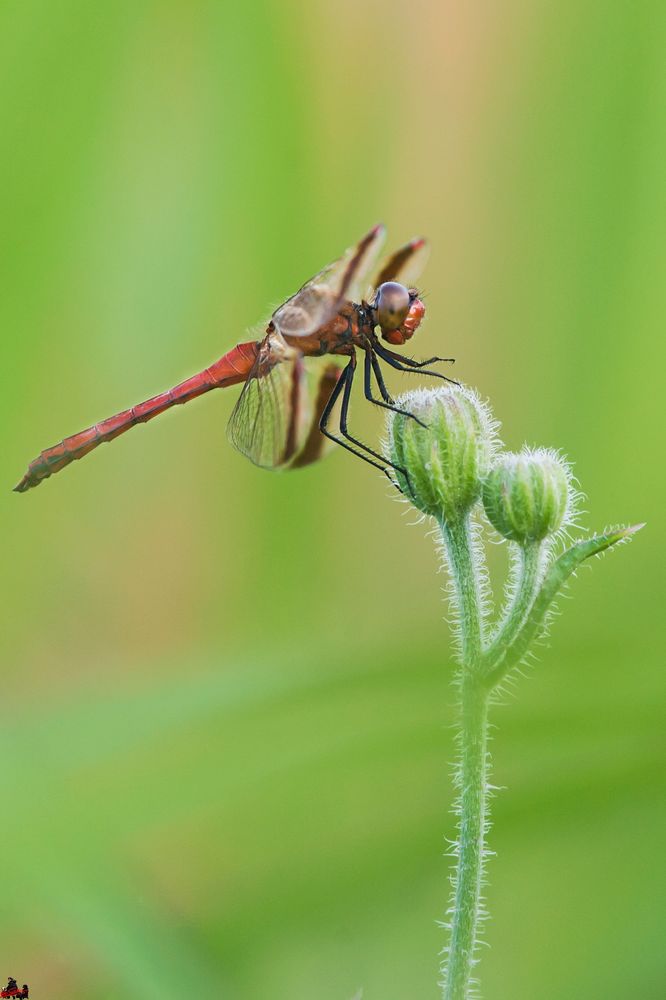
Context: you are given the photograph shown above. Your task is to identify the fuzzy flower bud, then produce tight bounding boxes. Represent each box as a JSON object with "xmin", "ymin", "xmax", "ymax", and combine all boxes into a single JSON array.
[
  {"xmin": 482, "ymin": 448, "xmax": 574, "ymax": 544},
  {"xmin": 387, "ymin": 386, "xmax": 499, "ymax": 522}
]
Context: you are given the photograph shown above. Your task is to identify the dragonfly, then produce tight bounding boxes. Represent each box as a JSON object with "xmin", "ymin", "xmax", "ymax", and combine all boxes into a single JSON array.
[{"xmin": 14, "ymin": 224, "xmax": 454, "ymax": 493}]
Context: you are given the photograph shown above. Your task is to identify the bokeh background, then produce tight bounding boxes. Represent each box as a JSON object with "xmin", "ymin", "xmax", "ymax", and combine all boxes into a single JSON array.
[{"xmin": 1, "ymin": 2, "xmax": 664, "ymax": 998}]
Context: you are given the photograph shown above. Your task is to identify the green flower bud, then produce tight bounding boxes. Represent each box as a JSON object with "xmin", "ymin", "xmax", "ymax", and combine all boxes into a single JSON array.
[
  {"xmin": 387, "ymin": 386, "xmax": 499, "ymax": 522},
  {"xmin": 482, "ymin": 448, "xmax": 575, "ymax": 544}
]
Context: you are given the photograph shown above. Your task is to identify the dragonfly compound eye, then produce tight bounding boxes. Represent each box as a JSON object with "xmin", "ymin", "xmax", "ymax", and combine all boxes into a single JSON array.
[
  {"xmin": 376, "ymin": 284, "xmax": 425, "ymax": 345},
  {"xmin": 375, "ymin": 281, "xmax": 411, "ymax": 337}
]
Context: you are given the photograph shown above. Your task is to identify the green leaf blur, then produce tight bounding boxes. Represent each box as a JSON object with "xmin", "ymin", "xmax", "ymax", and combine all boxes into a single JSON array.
[{"xmin": 1, "ymin": 2, "xmax": 662, "ymax": 998}]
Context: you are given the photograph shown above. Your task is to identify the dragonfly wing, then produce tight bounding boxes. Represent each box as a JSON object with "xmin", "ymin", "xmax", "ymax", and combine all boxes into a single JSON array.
[
  {"xmin": 371, "ymin": 237, "xmax": 429, "ymax": 291},
  {"xmin": 227, "ymin": 333, "xmax": 302, "ymax": 468},
  {"xmin": 227, "ymin": 333, "xmax": 343, "ymax": 469},
  {"xmin": 272, "ymin": 224, "xmax": 386, "ymax": 339},
  {"xmin": 289, "ymin": 361, "xmax": 344, "ymax": 468}
]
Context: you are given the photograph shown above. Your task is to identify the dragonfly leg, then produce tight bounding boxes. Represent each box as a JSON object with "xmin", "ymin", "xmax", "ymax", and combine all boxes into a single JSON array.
[
  {"xmin": 382, "ymin": 349, "xmax": 456, "ymax": 369},
  {"xmin": 319, "ymin": 360, "xmax": 389, "ymax": 477},
  {"xmin": 338, "ymin": 356, "xmax": 416, "ymax": 492},
  {"xmin": 319, "ymin": 357, "xmax": 408, "ymax": 491},
  {"xmin": 339, "ymin": 355, "xmax": 412, "ymax": 475},
  {"xmin": 364, "ymin": 351, "xmax": 427, "ymax": 428},
  {"xmin": 374, "ymin": 342, "xmax": 459, "ymax": 385}
]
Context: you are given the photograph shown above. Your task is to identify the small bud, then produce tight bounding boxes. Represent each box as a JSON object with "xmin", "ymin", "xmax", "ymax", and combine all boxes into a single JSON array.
[
  {"xmin": 388, "ymin": 386, "xmax": 499, "ymax": 522},
  {"xmin": 482, "ymin": 448, "xmax": 574, "ymax": 544}
]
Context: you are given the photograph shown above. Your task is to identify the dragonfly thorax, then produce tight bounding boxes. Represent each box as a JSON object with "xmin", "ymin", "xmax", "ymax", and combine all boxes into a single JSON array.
[{"xmin": 372, "ymin": 281, "xmax": 425, "ymax": 346}]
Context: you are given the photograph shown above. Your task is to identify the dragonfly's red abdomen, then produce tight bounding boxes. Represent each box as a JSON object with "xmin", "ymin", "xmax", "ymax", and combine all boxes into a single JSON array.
[{"xmin": 14, "ymin": 341, "xmax": 259, "ymax": 492}]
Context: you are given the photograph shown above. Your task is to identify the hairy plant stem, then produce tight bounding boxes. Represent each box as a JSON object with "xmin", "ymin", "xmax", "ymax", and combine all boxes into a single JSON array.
[
  {"xmin": 388, "ymin": 388, "xmax": 641, "ymax": 999},
  {"xmin": 437, "ymin": 524, "xmax": 640, "ymax": 998},
  {"xmin": 439, "ymin": 515, "xmax": 488, "ymax": 1000},
  {"xmin": 483, "ymin": 540, "xmax": 543, "ymax": 671},
  {"xmin": 483, "ymin": 525, "xmax": 643, "ymax": 689},
  {"xmin": 444, "ymin": 674, "xmax": 489, "ymax": 1000},
  {"xmin": 440, "ymin": 516, "xmax": 483, "ymax": 670}
]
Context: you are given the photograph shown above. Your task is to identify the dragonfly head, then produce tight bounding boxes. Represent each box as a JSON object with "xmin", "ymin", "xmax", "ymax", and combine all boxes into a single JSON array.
[{"xmin": 373, "ymin": 281, "xmax": 426, "ymax": 345}]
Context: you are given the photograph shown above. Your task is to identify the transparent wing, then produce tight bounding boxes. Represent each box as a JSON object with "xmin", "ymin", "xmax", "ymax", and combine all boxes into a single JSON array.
[
  {"xmin": 227, "ymin": 333, "xmax": 344, "ymax": 470},
  {"xmin": 272, "ymin": 224, "xmax": 386, "ymax": 339},
  {"xmin": 227, "ymin": 332, "xmax": 306, "ymax": 468},
  {"xmin": 370, "ymin": 237, "xmax": 429, "ymax": 292}
]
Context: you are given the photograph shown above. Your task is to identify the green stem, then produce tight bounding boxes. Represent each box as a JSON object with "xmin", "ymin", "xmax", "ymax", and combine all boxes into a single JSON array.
[
  {"xmin": 443, "ymin": 675, "xmax": 489, "ymax": 1000},
  {"xmin": 484, "ymin": 525, "xmax": 643, "ymax": 689},
  {"xmin": 440, "ymin": 516, "xmax": 483, "ymax": 669},
  {"xmin": 439, "ymin": 520, "xmax": 643, "ymax": 996},
  {"xmin": 482, "ymin": 540, "xmax": 544, "ymax": 674},
  {"xmin": 439, "ymin": 515, "xmax": 488, "ymax": 1000}
]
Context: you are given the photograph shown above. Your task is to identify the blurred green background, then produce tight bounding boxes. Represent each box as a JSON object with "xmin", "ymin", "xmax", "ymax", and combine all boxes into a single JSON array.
[{"xmin": 1, "ymin": 2, "xmax": 664, "ymax": 997}]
